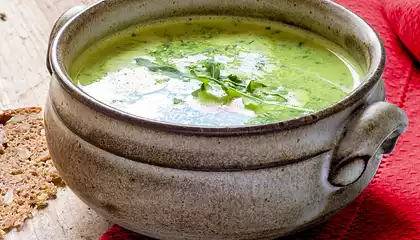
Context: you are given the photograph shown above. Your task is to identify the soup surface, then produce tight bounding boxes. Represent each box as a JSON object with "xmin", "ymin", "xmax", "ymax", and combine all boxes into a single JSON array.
[{"xmin": 70, "ymin": 16, "xmax": 364, "ymax": 126}]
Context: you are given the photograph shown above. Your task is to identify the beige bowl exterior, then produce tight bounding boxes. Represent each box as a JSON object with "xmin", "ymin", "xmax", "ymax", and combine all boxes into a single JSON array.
[{"xmin": 44, "ymin": 0, "xmax": 408, "ymax": 239}]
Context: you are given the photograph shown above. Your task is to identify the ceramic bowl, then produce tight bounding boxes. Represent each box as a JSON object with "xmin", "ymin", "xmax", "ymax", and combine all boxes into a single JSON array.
[{"xmin": 44, "ymin": 0, "xmax": 408, "ymax": 239}]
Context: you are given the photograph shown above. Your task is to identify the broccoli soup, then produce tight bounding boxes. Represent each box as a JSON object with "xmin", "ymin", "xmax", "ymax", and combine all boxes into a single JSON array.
[{"xmin": 70, "ymin": 16, "xmax": 364, "ymax": 126}]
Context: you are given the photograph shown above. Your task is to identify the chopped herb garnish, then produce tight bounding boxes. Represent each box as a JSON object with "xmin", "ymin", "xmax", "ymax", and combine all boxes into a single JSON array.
[
  {"xmin": 173, "ymin": 98, "xmax": 185, "ymax": 104},
  {"xmin": 188, "ymin": 60, "xmax": 312, "ymax": 112},
  {"xmin": 155, "ymin": 79, "xmax": 170, "ymax": 84},
  {"xmin": 255, "ymin": 61, "xmax": 266, "ymax": 70},
  {"xmin": 135, "ymin": 57, "xmax": 187, "ymax": 79},
  {"xmin": 205, "ymin": 60, "xmax": 221, "ymax": 79},
  {"xmin": 246, "ymin": 80, "xmax": 266, "ymax": 93},
  {"xmin": 135, "ymin": 57, "xmax": 314, "ymax": 118},
  {"xmin": 228, "ymin": 74, "xmax": 240, "ymax": 83}
]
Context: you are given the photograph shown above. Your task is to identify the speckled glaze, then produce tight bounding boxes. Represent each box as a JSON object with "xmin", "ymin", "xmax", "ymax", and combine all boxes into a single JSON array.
[{"xmin": 44, "ymin": 0, "xmax": 408, "ymax": 239}]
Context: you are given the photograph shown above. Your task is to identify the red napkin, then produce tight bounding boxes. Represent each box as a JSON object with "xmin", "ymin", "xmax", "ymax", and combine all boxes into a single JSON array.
[
  {"xmin": 384, "ymin": 0, "xmax": 420, "ymax": 62},
  {"xmin": 100, "ymin": 0, "xmax": 420, "ymax": 239}
]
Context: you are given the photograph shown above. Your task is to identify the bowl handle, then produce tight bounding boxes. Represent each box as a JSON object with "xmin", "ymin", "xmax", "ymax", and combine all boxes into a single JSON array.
[
  {"xmin": 46, "ymin": 5, "xmax": 87, "ymax": 75},
  {"xmin": 328, "ymin": 101, "xmax": 408, "ymax": 187}
]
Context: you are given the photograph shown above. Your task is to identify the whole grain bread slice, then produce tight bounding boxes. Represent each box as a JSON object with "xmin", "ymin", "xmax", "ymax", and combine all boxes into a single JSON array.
[{"xmin": 0, "ymin": 107, "xmax": 65, "ymax": 238}]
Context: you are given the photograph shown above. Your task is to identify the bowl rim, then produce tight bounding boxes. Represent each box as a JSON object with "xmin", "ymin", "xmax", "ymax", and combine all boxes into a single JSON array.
[{"xmin": 49, "ymin": 0, "xmax": 386, "ymax": 136}]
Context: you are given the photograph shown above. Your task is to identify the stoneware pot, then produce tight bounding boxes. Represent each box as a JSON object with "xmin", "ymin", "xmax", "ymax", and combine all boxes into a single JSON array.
[{"xmin": 44, "ymin": 0, "xmax": 408, "ymax": 239}]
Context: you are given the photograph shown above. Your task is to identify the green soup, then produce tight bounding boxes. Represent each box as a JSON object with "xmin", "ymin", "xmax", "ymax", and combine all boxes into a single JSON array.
[{"xmin": 70, "ymin": 16, "xmax": 364, "ymax": 126}]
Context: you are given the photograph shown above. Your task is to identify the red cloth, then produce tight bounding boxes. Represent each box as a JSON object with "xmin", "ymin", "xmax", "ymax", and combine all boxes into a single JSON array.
[
  {"xmin": 100, "ymin": 0, "xmax": 420, "ymax": 239},
  {"xmin": 384, "ymin": 0, "xmax": 420, "ymax": 62}
]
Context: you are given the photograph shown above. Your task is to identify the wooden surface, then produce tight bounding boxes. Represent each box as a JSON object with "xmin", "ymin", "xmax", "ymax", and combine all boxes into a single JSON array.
[{"xmin": 1, "ymin": 0, "xmax": 111, "ymax": 239}]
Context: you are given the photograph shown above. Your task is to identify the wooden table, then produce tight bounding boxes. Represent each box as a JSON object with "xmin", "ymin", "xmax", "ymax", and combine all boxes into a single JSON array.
[{"xmin": 1, "ymin": 0, "xmax": 111, "ymax": 239}]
